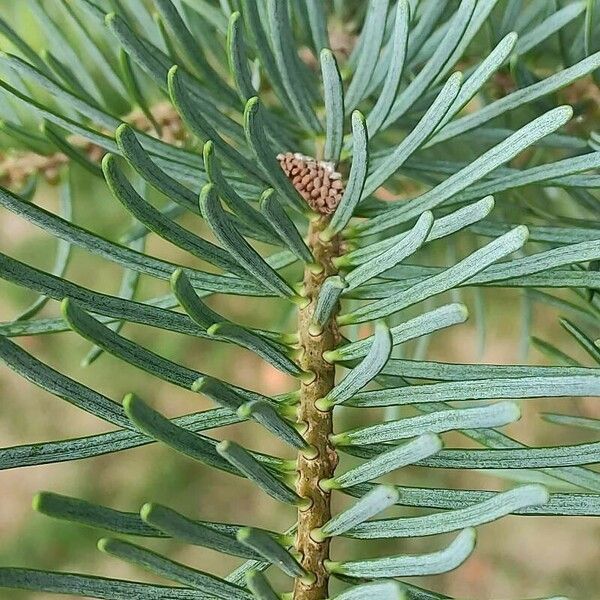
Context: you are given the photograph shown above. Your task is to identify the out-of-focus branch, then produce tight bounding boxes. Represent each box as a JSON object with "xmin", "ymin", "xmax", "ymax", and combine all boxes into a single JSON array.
[{"xmin": 0, "ymin": 102, "xmax": 184, "ymax": 189}]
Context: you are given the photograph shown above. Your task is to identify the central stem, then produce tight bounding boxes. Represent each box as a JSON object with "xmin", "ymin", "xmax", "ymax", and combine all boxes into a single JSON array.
[{"xmin": 294, "ymin": 217, "xmax": 340, "ymax": 600}]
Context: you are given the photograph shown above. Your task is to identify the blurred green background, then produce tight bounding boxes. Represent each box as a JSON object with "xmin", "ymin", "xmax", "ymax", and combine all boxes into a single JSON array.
[{"xmin": 0, "ymin": 1, "xmax": 599, "ymax": 599}]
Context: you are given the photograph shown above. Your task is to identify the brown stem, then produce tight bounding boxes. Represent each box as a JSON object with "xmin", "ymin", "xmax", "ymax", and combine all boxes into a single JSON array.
[{"xmin": 293, "ymin": 216, "xmax": 341, "ymax": 600}]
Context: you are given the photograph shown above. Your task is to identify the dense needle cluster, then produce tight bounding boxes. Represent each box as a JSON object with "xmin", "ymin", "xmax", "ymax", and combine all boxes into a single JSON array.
[{"xmin": 0, "ymin": 1, "xmax": 599, "ymax": 600}]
